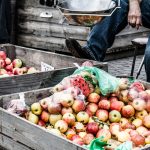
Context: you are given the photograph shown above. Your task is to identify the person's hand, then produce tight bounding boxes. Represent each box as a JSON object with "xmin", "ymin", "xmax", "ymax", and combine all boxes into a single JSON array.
[{"xmin": 128, "ymin": 0, "xmax": 142, "ymax": 29}]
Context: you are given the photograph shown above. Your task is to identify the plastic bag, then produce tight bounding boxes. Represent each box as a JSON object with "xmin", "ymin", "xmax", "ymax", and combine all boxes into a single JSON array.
[
  {"xmin": 74, "ymin": 67, "xmax": 119, "ymax": 96},
  {"xmin": 115, "ymin": 141, "xmax": 133, "ymax": 150}
]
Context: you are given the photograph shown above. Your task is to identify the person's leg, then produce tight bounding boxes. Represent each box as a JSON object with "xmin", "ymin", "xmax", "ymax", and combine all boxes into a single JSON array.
[
  {"xmin": 66, "ymin": 0, "xmax": 129, "ymax": 61},
  {"xmin": 141, "ymin": 0, "xmax": 150, "ymax": 82}
]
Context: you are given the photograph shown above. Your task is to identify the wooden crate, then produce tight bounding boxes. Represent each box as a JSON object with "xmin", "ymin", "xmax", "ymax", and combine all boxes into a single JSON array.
[
  {"xmin": 0, "ymin": 82, "xmax": 150, "ymax": 150},
  {"xmin": 0, "ymin": 44, "xmax": 108, "ymax": 96}
]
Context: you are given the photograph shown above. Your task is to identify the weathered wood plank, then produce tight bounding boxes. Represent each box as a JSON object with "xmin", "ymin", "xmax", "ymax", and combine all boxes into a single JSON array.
[
  {"xmin": 0, "ymin": 108, "xmax": 86, "ymax": 150},
  {"xmin": 18, "ymin": 21, "xmax": 90, "ymax": 40}
]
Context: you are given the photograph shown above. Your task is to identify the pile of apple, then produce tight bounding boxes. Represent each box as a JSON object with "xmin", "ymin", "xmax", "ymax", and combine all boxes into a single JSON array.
[
  {"xmin": 24, "ymin": 79, "xmax": 150, "ymax": 149},
  {"xmin": 0, "ymin": 51, "xmax": 38, "ymax": 77}
]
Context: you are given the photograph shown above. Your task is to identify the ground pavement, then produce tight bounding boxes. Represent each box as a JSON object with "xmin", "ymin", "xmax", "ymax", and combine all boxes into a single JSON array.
[{"xmin": 108, "ymin": 55, "xmax": 146, "ymax": 81}]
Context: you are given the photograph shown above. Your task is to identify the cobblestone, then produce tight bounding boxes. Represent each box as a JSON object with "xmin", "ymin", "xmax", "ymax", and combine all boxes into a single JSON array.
[{"xmin": 107, "ymin": 55, "xmax": 146, "ymax": 81}]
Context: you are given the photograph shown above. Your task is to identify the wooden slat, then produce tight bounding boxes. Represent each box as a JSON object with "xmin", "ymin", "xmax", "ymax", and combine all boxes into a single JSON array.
[{"xmin": 18, "ymin": 21, "xmax": 90, "ymax": 40}]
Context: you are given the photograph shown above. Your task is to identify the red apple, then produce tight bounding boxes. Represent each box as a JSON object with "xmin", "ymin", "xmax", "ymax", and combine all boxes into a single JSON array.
[
  {"xmin": 110, "ymin": 101, "xmax": 124, "ymax": 112},
  {"xmin": 131, "ymin": 134, "xmax": 145, "ymax": 146},
  {"xmin": 31, "ymin": 102, "xmax": 42, "ymax": 115},
  {"xmin": 143, "ymin": 131, "xmax": 150, "ymax": 144},
  {"xmin": 117, "ymin": 131, "xmax": 131, "ymax": 142},
  {"xmin": 88, "ymin": 93, "xmax": 100, "ymax": 103},
  {"xmin": 54, "ymin": 120, "xmax": 68, "ymax": 133},
  {"xmin": 83, "ymin": 133, "xmax": 95, "ymax": 145},
  {"xmin": 146, "ymin": 100, "xmax": 150, "ymax": 112},
  {"xmin": 12, "ymin": 58, "xmax": 22, "ymax": 68},
  {"xmin": 130, "ymin": 130, "xmax": 139, "ymax": 137},
  {"xmin": 40, "ymin": 98, "xmax": 49, "ymax": 110},
  {"xmin": 72, "ymin": 99, "xmax": 86, "ymax": 113},
  {"xmin": 49, "ymin": 114, "xmax": 62, "ymax": 126},
  {"xmin": 5, "ymin": 63, "xmax": 13, "ymax": 72},
  {"xmin": 109, "ymin": 123, "xmax": 120, "ymax": 136},
  {"xmin": 132, "ymin": 98, "xmax": 146, "ymax": 111},
  {"xmin": 109, "ymin": 110, "xmax": 121, "ymax": 123},
  {"xmin": 61, "ymin": 107, "xmax": 73, "ymax": 115},
  {"xmin": 119, "ymin": 90, "xmax": 129, "ymax": 103},
  {"xmin": 48, "ymin": 101, "xmax": 62, "ymax": 114},
  {"xmin": 62, "ymin": 113, "xmax": 75, "ymax": 126},
  {"xmin": 96, "ymin": 129, "xmax": 111, "ymax": 141},
  {"xmin": 66, "ymin": 129, "xmax": 76, "ymax": 140},
  {"xmin": 120, "ymin": 118, "xmax": 129, "ymax": 128},
  {"xmin": 127, "ymin": 88, "xmax": 139, "ymax": 101},
  {"xmin": 60, "ymin": 94, "xmax": 74, "ymax": 107},
  {"xmin": 5, "ymin": 57, "xmax": 11, "ymax": 65},
  {"xmin": 135, "ymin": 110, "xmax": 148, "ymax": 120},
  {"xmin": 38, "ymin": 120, "xmax": 46, "ymax": 127},
  {"xmin": 13, "ymin": 68, "xmax": 23, "ymax": 75},
  {"xmin": 76, "ymin": 111, "xmax": 89, "ymax": 124},
  {"xmin": 139, "ymin": 91, "xmax": 148, "ymax": 101},
  {"xmin": 40, "ymin": 111, "xmax": 49, "ymax": 122},
  {"xmin": 72, "ymin": 122, "xmax": 85, "ymax": 133},
  {"xmin": 71, "ymin": 135, "xmax": 84, "ymax": 145},
  {"xmin": 96, "ymin": 109, "xmax": 109, "ymax": 122},
  {"xmin": 86, "ymin": 103, "xmax": 98, "ymax": 115},
  {"xmin": 136, "ymin": 126, "xmax": 148, "ymax": 136},
  {"xmin": 109, "ymin": 96, "xmax": 118, "ymax": 103},
  {"xmin": 0, "ymin": 59, "xmax": 6, "ymax": 68},
  {"xmin": 85, "ymin": 109, "xmax": 93, "ymax": 117},
  {"xmin": 98, "ymin": 100, "xmax": 110, "ymax": 110},
  {"xmin": 0, "ymin": 51, "xmax": 6, "ymax": 60},
  {"xmin": 28, "ymin": 112, "xmax": 39, "ymax": 124},
  {"xmin": 143, "ymin": 115, "xmax": 150, "ymax": 129},
  {"xmin": 132, "ymin": 118, "xmax": 143, "ymax": 128},
  {"xmin": 123, "ymin": 123, "xmax": 136, "ymax": 130},
  {"xmin": 121, "ymin": 105, "xmax": 135, "ymax": 118},
  {"xmin": 100, "ymin": 96, "xmax": 108, "ymax": 101},
  {"xmin": 21, "ymin": 67, "xmax": 28, "ymax": 73},
  {"xmin": 86, "ymin": 122, "xmax": 99, "ymax": 135},
  {"xmin": 130, "ymin": 81, "xmax": 145, "ymax": 92}
]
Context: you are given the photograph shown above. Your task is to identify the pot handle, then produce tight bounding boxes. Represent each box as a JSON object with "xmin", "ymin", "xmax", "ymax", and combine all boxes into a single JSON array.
[{"xmin": 40, "ymin": 12, "xmax": 53, "ymax": 18}]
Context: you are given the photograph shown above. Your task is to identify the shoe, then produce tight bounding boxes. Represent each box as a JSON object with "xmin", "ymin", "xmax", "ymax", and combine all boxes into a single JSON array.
[{"xmin": 65, "ymin": 38, "xmax": 96, "ymax": 60}]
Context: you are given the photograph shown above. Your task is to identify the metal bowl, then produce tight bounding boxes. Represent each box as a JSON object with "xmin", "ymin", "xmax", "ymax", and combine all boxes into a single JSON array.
[{"xmin": 57, "ymin": 0, "xmax": 118, "ymax": 26}]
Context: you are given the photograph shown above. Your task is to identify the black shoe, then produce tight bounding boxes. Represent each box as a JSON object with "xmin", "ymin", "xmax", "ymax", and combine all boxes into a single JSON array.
[{"xmin": 65, "ymin": 38, "xmax": 96, "ymax": 60}]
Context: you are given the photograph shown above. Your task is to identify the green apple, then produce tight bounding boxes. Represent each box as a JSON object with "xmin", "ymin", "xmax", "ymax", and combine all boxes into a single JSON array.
[
  {"xmin": 109, "ymin": 110, "xmax": 121, "ymax": 123},
  {"xmin": 31, "ymin": 102, "xmax": 42, "ymax": 115}
]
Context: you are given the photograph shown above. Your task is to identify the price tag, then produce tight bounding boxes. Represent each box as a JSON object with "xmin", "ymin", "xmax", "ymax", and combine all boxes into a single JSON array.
[{"xmin": 41, "ymin": 62, "xmax": 55, "ymax": 72}]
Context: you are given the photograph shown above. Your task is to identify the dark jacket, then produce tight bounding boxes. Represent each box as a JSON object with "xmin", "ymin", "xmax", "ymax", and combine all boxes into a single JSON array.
[{"xmin": 0, "ymin": 0, "xmax": 11, "ymax": 43}]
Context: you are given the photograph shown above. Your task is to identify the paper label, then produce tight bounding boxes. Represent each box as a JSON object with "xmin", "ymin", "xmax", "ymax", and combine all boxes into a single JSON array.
[{"xmin": 41, "ymin": 62, "xmax": 54, "ymax": 72}]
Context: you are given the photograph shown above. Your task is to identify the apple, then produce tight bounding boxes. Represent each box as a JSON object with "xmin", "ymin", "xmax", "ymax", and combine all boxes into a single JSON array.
[
  {"xmin": 119, "ymin": 78, "xmax": 129, "ymax": 90},
  {"xmin": 72, "ymin": 99, "xmax": 86, "ymax": 113},
  {"xmin": 143, "ymin": 131, "xmax": 150, "ymax": 144},
  {"xmin": 127, "ymin": 88, "xmax": 139, "ymax": 101},
  {"xmin": 66, "ymin": 129, "xmax": 76, "ymax": 140},
  {"xmin": 143, "ymin": 115, "xmax": 150, "ymax": 129},
  {"xmin": 98, "ymin": 100, "xmax": 110, "ymax": 110},
  {"xmin": 132, "ymin": 98, "xmax": 146, "ymax": 111},
  {"xmin": 48, "ymin": 101, "xmax": 62, "ymax": 114},
  {"xmin": 83, "ymin": 133, "xmax": 95, "ymax": 145},
  {"xmin": 86, "ymin": 122, "xmax": 99, "ymax": 135},
  {"xmin": 136, "ymin": 126, "xmax": 148, "ymax": 136},
  {"xmin": 99, "ymin": 124, "xmax": 109, "ymax": 130},
  {"xmin": 0, "ymin": 59, "xmax": 6, "ymax": 68},
  {"xmin": 96, "ymin": 109, "xmax": 109, "ymax": 122},
  {"xmin": 76, "ymin": 111, "xmax": 89, "ymax": 124},
  {"xmin": 54, "ymin": 120, "xmax": 68, "ymax": 133},
  {"xmin": 53, "ymin": 84, "xmax": 64, "ymax": 93},
  {"xmin": 40, "ymin": 111, "xmax": 49, "ymax": 122},
  {"xmin": 12, "ymin": 58, "xmax": 22, "ymax": 68},
  {"xmin": 121, "ymin": 105, "xmax": 135, "ymax": 118},
  {"xmin": 109, "ymin": 110, "xmax": 121, "ymax": 123},
  {"xmin": 27, "ymin": 67, "xmax": 37, "ymax": 74},
  {"xmin": 62, "ymin": 113, "xmax": 75, "ymax": 126},
  {"xmin": 31, "ymin": 102, "xmax": 42, "ymax": 115},
  {"xmin": 13, "ymin": 68, "xmax": 23, "ymax": 75},
  {"xmin": 109, "ymin": 123, "xmax": 120, "ymax": 136},
  {"xmin": 131, "ymin": 134, "xmax": 145, "ymax": 146},
  {"xmin": 85, "ymin": 109, "xmax": 93, "ymax": 117},
  {"xmin": 88, "ymin": 117, "xmax": 95, "ymax": 123},
  {"xmin": 130, "ymin": 130, "xmax": 139, "ymax": 137},
  {"xmin": 48, "ymin": 128, "xmax": 62, "ymax": 136},
  {"xmin": 132, "ymin": 118, "xmax": 143, "ymax": 128},
  {"xmin": 21, "ymin": 67, "xmax": 28, "ymax": 73},
  {"xmin": 78, "ymin": 132, "xmax": 87, "ymax": 139},
  {"xmin": 61, "ymin": 107, "xmax": 73, "ymax": 115},
  {"xmin": 86, "ymin": 103, "xmax": 98, "ymax": 115},
  {"xmin": 5, "ymin": 63, "xmax": 13, "ymax": 72},
  {"xmin": 146, "ymin": 100, "xmax": 150, "ymax": 112},
  {"xmin": 28, "ymin": 112, "xmax": 39, "ymax": 124},
  {"xmin": 60, "ymin": 94, "xmax": 74, "ymax": 107},
  {"xmin": 135, "ymin": 110, "xmax": 148, "ymax": 120},
  {"xmin": 71, "ymin": 135, "xmax": 84, "ymax": 145},
  {"xmin": 96, "ymin": 129, "xmax": 111, "ymax": 142},
  {"xmin": 0, "ymin": 51, "xmax": 6, "ymax": 60},
  {"xmin": 40, "ymin": 98, "xmax": 49, "ymax": 110},
  {"xmin": 49, "ymin": 114, "xmax": 62, "ymax": 126},
  {"xmin": 120, "ymin": 118, "xmax": 129, "ymax": 128},
  {"xmin": 119, "ymin": 90, "xmax": 129, "ymax": 103},
  {"xmin": 87, "ymin": 93, "xmax": 100, "ymax": 103},
  {"xmin": 72, "ymin": 122, "xmax": 85, "ymax": 133},
  {"xmin": 5, "ymin": 57, "xmax": 11, "ymax": 65},
  {"xmin": 117, "ymin": 131, "xmax": 131, "ymax": 142},
  {"xmin": 94, "ymin": 86, "xmax": 101, "ymax": 95},
  {"xmin": 100, "ymin": 96, "xmax": 108, "ymax": 101},
  {"xmin": 139, "ymin": 91, "xmax": 148, "ymax": 101},
  {"xmin": 109, "ymin": 96, "xmax": 118, "ymax": 102},
  {"xmin": 0, "ymin": 69, "xmax": 7, "ymax": 75},
  {"xmin": 38, "ymin": 120, "xmax": 46, "ymax": 127},
  {"xmin": 110, "ymin": 101, "xmax": 124, "ymax": 112},
  {"xmin": 123, "ymin": 123, "xmax": 136, "ymax": 130}
]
